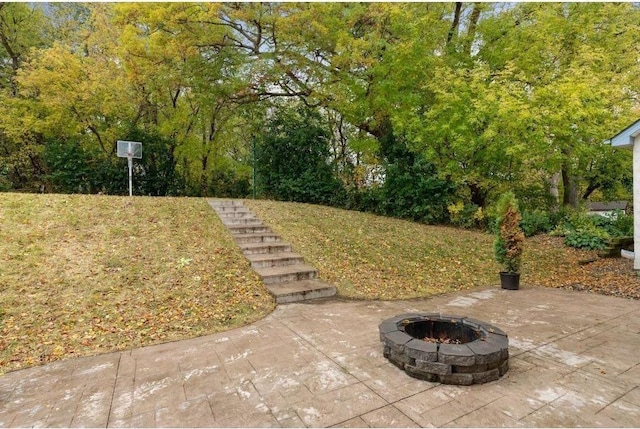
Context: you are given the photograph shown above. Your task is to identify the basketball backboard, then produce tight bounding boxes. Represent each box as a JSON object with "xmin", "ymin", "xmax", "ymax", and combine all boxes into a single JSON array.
[{"xmin": 117, "ymin": 140, "xmax": 142, "ymax": 159}]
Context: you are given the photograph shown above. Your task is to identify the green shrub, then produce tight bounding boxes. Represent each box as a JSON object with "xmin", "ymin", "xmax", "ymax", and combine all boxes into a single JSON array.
[
  {"xmin": 448, "ymin": 202, "xmax": 485, "ymax": 229},
  {"xmin": 588, "ymin": 214, "xmax": 612, "ymax": 229},
  {"xmin": 255, "ymin": 105, "xmax": 346, "ymax": 206},
  {"xmin": 549, "ymin": 222, "xmax": 569, "ymax": 237},
  {"xmin": 520, "ymin": 209, "xmax": 552, "ymax": 237},
  {"xmin": 567, "ymin": 211, "xmax": 595, "ymax": 230},
  {"xmin": 343, "ymin": 186, "xmax": 383, "ymax": 214},
  {"xmin": 0, "ymin": 163, "xmax": 11, "ymax": 191},
  {"xmin": 206, "ymin": 166, "xmax": 251, "ymax": 198},
  {"xmin": 564, "ymin": 227, "xmax": 609, "ymax": 250},
  {"xmin": 580, "ymin": 211, "xmax": 633, "ymax": 238},
  {"xmin": 551, "ymin": 210, "xmax": 605, "ymax": 237},
  {"xmin": 380, "ymin": 158, "xmax": 456, "ymax": 224},
  {"xmin": 42, "ymin": 139, "xmax": 130, "ymax": 194},
  {"xmin": 611, "ymin": 211, "xmax": 634, "ymax": 236},
  {"xmin": 552, "ymin": 209, "xmax": 633, "ymax": 248}
]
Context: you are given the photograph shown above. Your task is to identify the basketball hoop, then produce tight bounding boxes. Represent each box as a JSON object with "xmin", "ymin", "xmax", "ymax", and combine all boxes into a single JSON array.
[{"xmin": 117, "ymin": 140, "xmax": 142, "ymax": 196}]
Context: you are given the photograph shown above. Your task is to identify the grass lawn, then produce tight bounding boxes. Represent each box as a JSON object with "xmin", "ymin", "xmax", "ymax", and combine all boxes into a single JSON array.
[
  {"xmin": 0, "ymin": 193, "xmax": 275, "ymax": 375},
  {"xmin": 245, "ymin": 200, "xmax": 640, "ymax": 300},
  {"xmin": 2, "ymin": 194, "xmax": 638, "ymax": 375}
]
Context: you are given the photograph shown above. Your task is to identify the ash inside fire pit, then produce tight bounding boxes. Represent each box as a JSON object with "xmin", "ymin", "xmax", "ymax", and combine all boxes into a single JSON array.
[{"xmin": 379, "ymin": 313, "xmax": 509, "ymax": 385}]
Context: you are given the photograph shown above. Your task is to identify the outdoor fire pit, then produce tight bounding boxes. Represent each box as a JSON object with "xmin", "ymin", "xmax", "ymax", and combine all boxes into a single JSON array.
[{"xmin": 379, "ymin": 313, "xmax": 509, "ymax": 385}]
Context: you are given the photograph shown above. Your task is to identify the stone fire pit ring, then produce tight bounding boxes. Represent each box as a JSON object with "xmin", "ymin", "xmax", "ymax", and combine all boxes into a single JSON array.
[{"xmin": 379, "ymin": 313, "xmax": 509, "ymax": 385}]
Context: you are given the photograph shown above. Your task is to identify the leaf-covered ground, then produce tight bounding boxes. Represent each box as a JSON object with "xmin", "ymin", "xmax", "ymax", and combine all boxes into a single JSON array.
[
  {"xmin": 245, "ymin": 200, "xmax": 640, "ymax": 300},
  {"xmin": 0, "ymin": 194, "xmax": 275, "ymax": 375},
  {"xmin": 3, "ymin": 195, "xmax": 638, "ymax": 375}
]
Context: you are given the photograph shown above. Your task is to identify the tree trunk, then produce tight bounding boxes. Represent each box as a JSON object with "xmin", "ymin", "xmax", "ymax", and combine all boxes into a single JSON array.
[
  {"xmin": 464, "ymin": 3, "xmax": 482, "ymax": 55},
  {"xmin": 561, "ymin": 147, "xmax": 578, "ymax": 208},
  {"xmin": 200, "ymin": 152, "xmax": 209, "ymax": 197},
  {"xmin": 582, "ymin": 182, "xmax": 600, "ymax": 201},
  {"xmin": 548, "ymin": 172, "xmax": 560, "ymax": 210},
  {"xmin": 561, "ymin": 168, "xmax": 578, "ymax": 208},
  {"xmin": 0, "ymin": 10, "xmax": 21, "ymax": 96},
  {"xmin": 447, "ymin": 2, "xmax": 462, "ymax": 45}
]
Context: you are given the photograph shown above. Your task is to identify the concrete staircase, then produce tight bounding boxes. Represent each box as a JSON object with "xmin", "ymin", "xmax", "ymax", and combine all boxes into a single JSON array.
[{"xmin": 209, "ymin": 199, "xmax": 337, "ymax": 304}]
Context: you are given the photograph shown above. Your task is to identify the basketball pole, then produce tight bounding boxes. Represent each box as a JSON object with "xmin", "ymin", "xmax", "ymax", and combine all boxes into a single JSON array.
[
  {"xmin": 128, "ymin": 155, "xmax": 133, "ymax": 197},
  {"xmin": 127, "ymin": 141, "xmax": 133, "ymax": 197},
  {"xmin": 117, "ymin": 140, "xmax": 141, "ymax": 197}
]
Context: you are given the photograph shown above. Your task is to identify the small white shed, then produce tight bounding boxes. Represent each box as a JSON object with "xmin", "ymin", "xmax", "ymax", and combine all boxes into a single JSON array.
[
  {"xmin": 606, "ymin": 119, "xmax": 640, "ymax": 269},
  {"xmin": 587, "ymin": 201, "xmax": 629, "ymax": 218}
]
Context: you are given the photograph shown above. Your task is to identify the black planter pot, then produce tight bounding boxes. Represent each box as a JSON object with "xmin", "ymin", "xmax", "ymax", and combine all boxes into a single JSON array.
[{"xmin": 500, "ymin": 272, "xmax": 520, "ymax": 290}]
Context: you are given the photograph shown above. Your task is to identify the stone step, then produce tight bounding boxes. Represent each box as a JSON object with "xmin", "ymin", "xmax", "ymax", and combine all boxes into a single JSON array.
[
  {"xmin": 208, "ymin": 198, "xmax": 337, "ymax": 304},
  {"xmin": 229, "ymin": 225, "xmax": 272, "ymax": 234},
  {"xmin": 213, "ymin": 205, "xmax": 249, "ymax": 212},
  {"xmin": 209, "ymin": 200, "xmax": 243, "ymax": 208},
  {"xmin": 218, "ymin": 211, "xmax": 254, "ymax": 219},
  {"xmin": 246, "ymin": 252, "xmax": 305, "ymax": 268},
  {"xmin": 264, "ymin": 280, "xmax": 337, "ymax": 304},
  {"xmin": 222, "ymin": 217, "xmax": 263, "ymax": 226},
  {"xmin": 233, "ymin": 233, "xmax": 281, "ymax": 245},
  {"xmin": 255, "ymin": 264, "xmax": 318, "ymax": 284},
  {"xmin": 240, "ymin": 242, "xmax": 292, "ymax": 255}
]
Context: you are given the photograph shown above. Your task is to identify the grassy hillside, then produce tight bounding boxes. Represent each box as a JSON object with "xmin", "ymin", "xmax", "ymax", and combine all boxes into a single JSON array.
[
  {"xmin": 2, "ymin": 194, "xmax": 637, "ymax": 374},
  {"xmin": 246, "ymin": 200, "xmax": 640, "ymax": 300},
  {"xmin": 0, "ymin": 193, "xmax": 275, "ymax": 374}
]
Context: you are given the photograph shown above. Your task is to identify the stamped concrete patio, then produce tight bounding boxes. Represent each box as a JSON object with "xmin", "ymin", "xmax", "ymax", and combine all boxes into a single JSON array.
[{"xmin": 1, "ymin": 286, "xmax": 640, "ymax": 427}]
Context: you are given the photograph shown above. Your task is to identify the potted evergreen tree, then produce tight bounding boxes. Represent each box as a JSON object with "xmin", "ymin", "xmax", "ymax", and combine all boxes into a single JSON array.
[{"xmin": 494, "ymin": 192, "xmax": 525, "ymax": 290}]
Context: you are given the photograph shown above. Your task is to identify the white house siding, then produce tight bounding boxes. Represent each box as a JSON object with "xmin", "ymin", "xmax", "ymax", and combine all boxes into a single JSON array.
[
  {"xmin": 634, "ymin": 141, "xmax": 640, "ymax": 270},
  {"xmin": 608, "ymin": 118, "xmax": 640, "ymax": 270}
]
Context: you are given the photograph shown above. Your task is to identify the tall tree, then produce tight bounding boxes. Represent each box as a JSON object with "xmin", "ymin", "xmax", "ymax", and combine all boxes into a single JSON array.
[
  {"xmin": 477, "ymin": 3, "xmax": 640, "ymax": 207},
  {"xmin": 113, "ymin": 2, "xmax": 255, "ymax": 195},
  {"xmin": 0, "ymin": 3, "xmax": 51, "ymax": 190},
  {"xmin": 0, "ymin": 3, "xmax": 50, "ymax": 95},
  {"xmin": 4, "ymin": 3, "xmax": 135, "ymax": 151},
  {"xmin": 1, "ymin": 1, "xmax": 638, "ymax": 210},
  {"xmin": 391, "ymin": 2, "xmax": 640, "ymax": 209}
]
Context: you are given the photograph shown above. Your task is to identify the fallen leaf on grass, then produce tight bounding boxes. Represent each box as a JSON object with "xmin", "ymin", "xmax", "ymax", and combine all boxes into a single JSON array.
[{"xmin": 0, "ymin": 194, "xmax": 275, "ymax": 374}]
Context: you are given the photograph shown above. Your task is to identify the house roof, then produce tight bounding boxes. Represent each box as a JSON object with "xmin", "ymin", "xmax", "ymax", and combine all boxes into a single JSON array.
[
  {"xmin": 588, "ymin": 201, "xmax": 629, "ymax": 211},
  {"xmin": 606, "ymin": 118, "xmax": 640, "ymax": 148}
]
